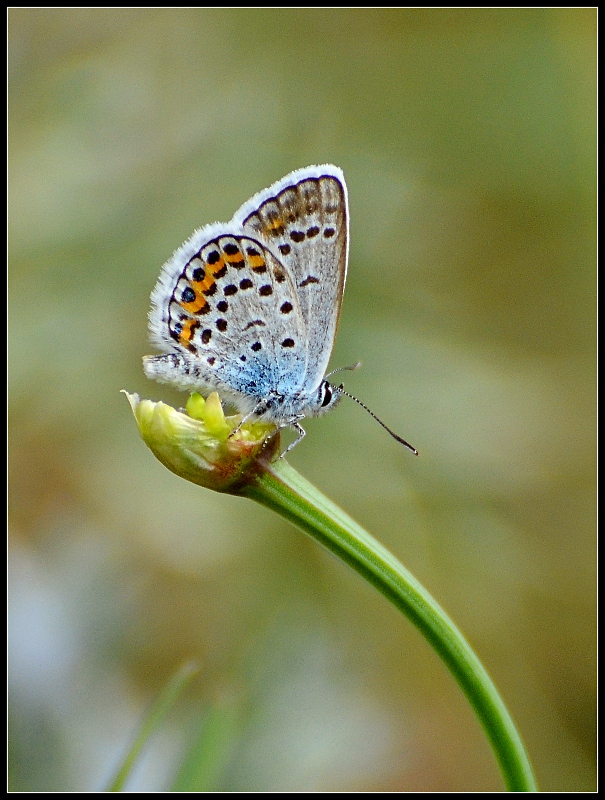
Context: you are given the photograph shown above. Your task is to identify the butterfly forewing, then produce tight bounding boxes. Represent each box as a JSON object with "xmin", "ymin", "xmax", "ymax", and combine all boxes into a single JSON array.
[{"xmin": 233, "ymin": 165, "xmax": 348, "ymax": 392}]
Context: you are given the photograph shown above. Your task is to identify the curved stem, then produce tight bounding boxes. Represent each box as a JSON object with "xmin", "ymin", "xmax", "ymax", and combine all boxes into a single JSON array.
[
  {"xmin": 242, "ymin": 458, "xmax": 537, "ymax": 792},
  {"xmin": 106, "ymin": 662, "xmax": 199, "ymax": 792}
]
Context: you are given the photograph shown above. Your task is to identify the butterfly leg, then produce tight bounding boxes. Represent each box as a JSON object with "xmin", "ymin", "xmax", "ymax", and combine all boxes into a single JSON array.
[
  {"xmin": 277, "ymin": 419, "xmax": 306, "ymax": 458},
  {"xmin": 228, "ymin": 400, "xmax": 267, "ymax": 439},
  {"xmin": 227, "ymin": 399, "xmax": 306, "ymax": 459}
]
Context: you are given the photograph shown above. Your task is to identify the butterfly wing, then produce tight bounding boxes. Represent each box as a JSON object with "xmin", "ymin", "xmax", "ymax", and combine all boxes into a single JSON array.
[
  {"xmin": 233, "ymin": 164, "xmax": 349, "ymax": 393},
  {"xmin": 145, "ymin": 224, "xmax": 310, "ymax": 413}
]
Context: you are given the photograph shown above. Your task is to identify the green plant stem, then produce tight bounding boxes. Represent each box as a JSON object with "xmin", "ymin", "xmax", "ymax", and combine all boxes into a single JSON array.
[
  {"xmin": 242, "ymin": 458, "xmax": 537, "ymax": 792},
  {"xmin": 106, "ymin": 662, "xmax": 199, "ymax": 792}
]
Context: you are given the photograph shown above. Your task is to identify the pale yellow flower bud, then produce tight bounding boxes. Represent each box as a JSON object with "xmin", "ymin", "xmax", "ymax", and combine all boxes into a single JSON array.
[{"xmin": 124, "ymin": 391, "xmax": 278, "ymax": 493}]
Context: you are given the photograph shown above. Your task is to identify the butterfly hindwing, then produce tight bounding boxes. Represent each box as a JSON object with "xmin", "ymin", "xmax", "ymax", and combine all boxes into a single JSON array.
[{"xmin": 146, "ymin": 228, "xmax": 308, "ymax": 403}]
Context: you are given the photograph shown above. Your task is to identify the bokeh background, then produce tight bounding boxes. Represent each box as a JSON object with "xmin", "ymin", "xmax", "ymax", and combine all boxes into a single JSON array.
[{"xmin": 9, "ymin": 8, "xmax": 596, "ymax": 792}]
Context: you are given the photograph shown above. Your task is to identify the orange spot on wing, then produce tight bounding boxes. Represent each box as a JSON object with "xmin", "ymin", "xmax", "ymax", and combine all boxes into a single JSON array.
[
  {"xmin": 223, "ymin": 253, "xmax": 244, "ymax": 267},
  {"xmin": 208, "ymin": 257, "xmax": 226, "ymax": 275},
  {"xmin": 180, "ymin": 290, "xmax": 209, "ymax": 314},
  {"xmin": 178, "ymin": 318, "xmax": 199, "ymax": 346},
  {"xmin": 192, "ymin": 272, "xmax": 217, "ymax": 294},
  {"xmin": 262, "ymin": 218, "xmax": 285, "ymax": 237}
]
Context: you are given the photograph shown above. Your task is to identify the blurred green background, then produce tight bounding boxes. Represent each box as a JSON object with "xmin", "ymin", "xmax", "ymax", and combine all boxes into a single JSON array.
[{"xmin": 8, "ymin": 8, "xmax": 595, "ymax": 792}]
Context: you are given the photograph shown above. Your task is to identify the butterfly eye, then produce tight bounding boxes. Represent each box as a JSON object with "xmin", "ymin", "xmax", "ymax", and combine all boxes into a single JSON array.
[{"xmin": 320, "ymin": 382, "xmax": 333, "ymax": 408}]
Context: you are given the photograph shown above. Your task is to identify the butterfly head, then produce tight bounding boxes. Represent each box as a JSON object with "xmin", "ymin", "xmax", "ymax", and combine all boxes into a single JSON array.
[{"xmin": 312, "ymin": 380, "xmax": 343, "ymax": 417}]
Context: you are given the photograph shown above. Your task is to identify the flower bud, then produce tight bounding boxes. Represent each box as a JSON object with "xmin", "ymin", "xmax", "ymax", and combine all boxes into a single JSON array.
[{"xmin": 124, "ymin": 391, "xmax": 278, "ymax": 493}]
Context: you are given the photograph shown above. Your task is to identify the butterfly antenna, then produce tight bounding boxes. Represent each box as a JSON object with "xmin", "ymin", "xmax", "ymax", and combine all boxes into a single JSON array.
[
  {"xmin": 325, "ymin": 362, "xmax": 362, "ymax": 379},
  {"xmin": 337, "ymin": 386, "xmax": 419, "ymax": 456}
]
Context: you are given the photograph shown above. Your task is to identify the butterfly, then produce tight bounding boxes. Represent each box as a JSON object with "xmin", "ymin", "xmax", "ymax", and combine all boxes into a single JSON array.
[{"xmin": 143, "ymin": 165, "xmax": 417, "ymax": 456}]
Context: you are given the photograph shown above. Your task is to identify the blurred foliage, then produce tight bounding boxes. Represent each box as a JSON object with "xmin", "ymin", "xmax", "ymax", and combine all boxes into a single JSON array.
[{"xmin": 9, "ymin": 8, "xmax": 595, "ymax": 791}]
